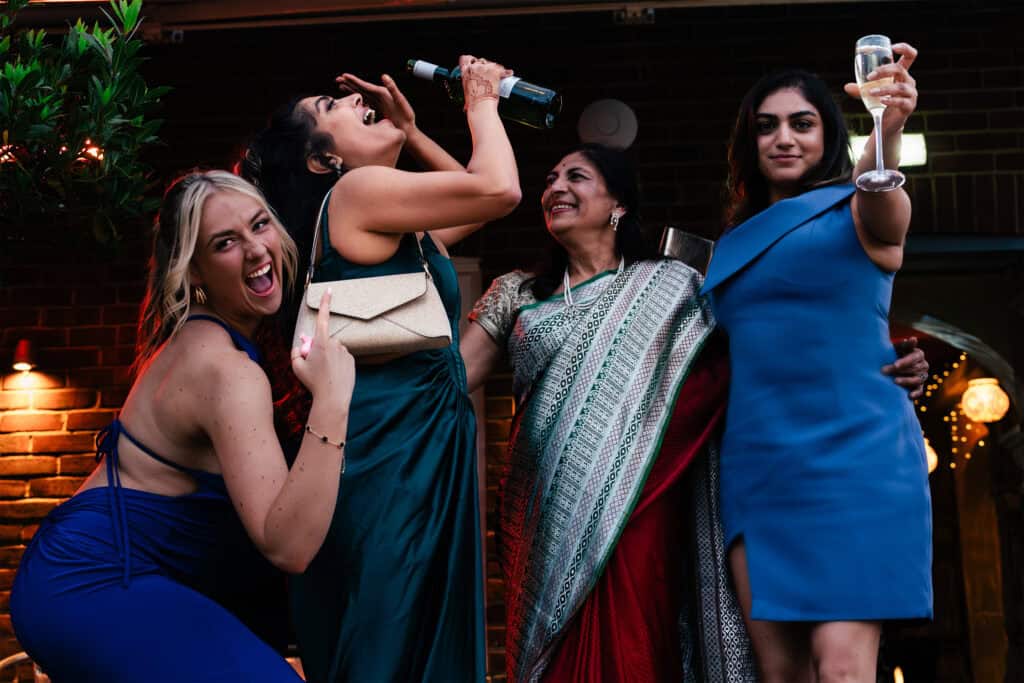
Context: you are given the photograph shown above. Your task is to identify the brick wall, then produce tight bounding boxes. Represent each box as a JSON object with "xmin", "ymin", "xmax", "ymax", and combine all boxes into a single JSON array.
[
  {"xmin": 1, "ymin": 0, "xmax": 1023, "ymax": 678},
  {"xmin": 0, "ymin": 241, "xmax": 146, "ymax": 667}
]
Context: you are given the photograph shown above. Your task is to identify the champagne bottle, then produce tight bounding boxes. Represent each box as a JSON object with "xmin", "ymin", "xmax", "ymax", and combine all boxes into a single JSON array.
[{"xmin": 406, "ymin": 59, "xmax": 562, "ymax": 130}]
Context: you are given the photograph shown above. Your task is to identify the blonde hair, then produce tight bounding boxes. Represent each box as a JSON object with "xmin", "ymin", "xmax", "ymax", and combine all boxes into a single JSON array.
[{"xmin": 135, "ymin": 170, "xmax": 298, "ymax": 366}]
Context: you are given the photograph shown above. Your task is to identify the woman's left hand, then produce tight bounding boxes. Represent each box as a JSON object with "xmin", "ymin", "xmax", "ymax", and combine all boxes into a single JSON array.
[
  {"xmin": 336, "ymin": 72, "xmax": 417, "ymax": 134},
  {"xmin": 844, "ymin": 42, "xmax": 918, "ymax": 136},
  {"xmin": 883, "ymin": 336, "xmax": 929, "ymax": 399}
]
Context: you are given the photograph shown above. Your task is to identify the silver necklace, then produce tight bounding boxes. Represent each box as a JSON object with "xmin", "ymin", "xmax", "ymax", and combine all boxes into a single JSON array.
[{"xmin": 562, "ymin": 258, "xmax": 625, "ymax": 309}]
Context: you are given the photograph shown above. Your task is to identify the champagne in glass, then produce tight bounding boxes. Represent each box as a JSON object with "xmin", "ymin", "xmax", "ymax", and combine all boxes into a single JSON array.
[{"xmin": 853, "ymin": 35, "xmax": 905, "ymax": 191}]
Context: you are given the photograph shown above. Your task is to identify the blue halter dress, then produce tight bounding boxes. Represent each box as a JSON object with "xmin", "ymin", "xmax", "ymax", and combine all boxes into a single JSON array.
[
  {"xmin": 702, "ymin": 185, "xmax": 933, "ymax": 622},
  {"xmin": 10, "ymin": 316, "xmax": 302, "ymax": 682}
]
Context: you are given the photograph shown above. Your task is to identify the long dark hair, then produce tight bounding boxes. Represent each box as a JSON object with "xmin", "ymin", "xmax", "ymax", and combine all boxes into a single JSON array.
[
  {"xmin": 530, "ymin": 143, "xmax": 652, "ymax": 300},
  {"xmin": 238, "ymin": 97, "xmax": 342, "ymax": 289},
  {"xmin": 724, "ymin": 69, "xmax": 853, "ymax": 228}
]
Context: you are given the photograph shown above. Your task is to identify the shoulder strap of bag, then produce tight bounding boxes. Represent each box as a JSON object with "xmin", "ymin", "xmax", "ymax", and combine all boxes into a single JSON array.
[{"xmin": 304, "ymin": 190, "xmax": 431, "ymax": 291}]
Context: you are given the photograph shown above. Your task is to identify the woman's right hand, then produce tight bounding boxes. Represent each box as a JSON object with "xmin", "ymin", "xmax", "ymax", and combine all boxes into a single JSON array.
[
  {"xmin": 291, "ymin": 289, "xmax": 356, "ymax": 404},
  {"xmin": 459, "ymin": 55, "xmax": 512, "ymax": 113}
]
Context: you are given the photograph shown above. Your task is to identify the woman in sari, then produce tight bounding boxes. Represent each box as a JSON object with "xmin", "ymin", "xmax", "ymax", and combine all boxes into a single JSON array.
[{"xmin": 462, "ymin": 143, "xmax": 929, "ymax": 682}]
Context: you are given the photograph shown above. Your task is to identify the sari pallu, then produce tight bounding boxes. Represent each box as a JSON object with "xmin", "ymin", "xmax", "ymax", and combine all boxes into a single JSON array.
[{"xmin": 498, "ymin": 259, "xmax": 752, "ymax": 682}]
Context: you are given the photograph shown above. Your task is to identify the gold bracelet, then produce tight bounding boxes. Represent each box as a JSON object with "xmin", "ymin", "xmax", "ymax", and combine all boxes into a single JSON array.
[{"xmin": 305, "ymin": 424, "xmax": 345, "ymax": 450}]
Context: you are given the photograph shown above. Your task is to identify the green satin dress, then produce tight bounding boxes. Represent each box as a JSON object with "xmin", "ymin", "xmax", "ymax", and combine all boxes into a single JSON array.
[{"xmin": 291, "ymin": 226, "xmax": 485, "ymax": 682}]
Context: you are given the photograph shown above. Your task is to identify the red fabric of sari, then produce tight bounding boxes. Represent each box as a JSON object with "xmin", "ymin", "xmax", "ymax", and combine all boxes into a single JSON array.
[{"xmin": 542, "ymin": 339, "xmax": 729, "ymax": 682}]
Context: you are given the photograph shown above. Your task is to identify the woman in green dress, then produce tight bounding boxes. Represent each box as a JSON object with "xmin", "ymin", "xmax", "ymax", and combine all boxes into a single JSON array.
[{"xmin": 241, "ymin": 56, "xmax": 520, "ymax": 682}]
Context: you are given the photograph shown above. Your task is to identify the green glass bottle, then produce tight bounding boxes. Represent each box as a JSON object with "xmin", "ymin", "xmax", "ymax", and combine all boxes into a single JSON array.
[{"xmin": 406, "ymin": 59, "xmax": 562, "ymax": 130}]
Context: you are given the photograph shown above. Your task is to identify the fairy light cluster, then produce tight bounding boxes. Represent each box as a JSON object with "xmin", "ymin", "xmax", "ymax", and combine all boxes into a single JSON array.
[{"xmin": 914, "ymin": 352, "xmax": 993, "ymax": 474}]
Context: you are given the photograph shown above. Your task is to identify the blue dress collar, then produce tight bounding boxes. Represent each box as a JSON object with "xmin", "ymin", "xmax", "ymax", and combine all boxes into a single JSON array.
[{"xmin": 701, "ymin": 183, "xmax": 856, "ymax": 295}]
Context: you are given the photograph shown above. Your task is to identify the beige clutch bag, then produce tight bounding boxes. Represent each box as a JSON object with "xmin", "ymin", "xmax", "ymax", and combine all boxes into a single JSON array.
[{"xmin": 292, "ymin": 192, "xmax": 452, "ymax": 357}]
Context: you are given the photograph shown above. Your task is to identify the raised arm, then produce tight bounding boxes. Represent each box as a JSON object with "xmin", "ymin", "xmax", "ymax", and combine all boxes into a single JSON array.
[
  {"xmin": 330, "ymin": 56, "xmax": 521, "ymax": 264},
  {"xmin": 845, "ymin": 42, "xmax": 918, "ymax": 272},
  {"xmin": 200, "ymin": 290, "xmax": 354, "ymax": 574},
  {"xmin": 336, "ymin": 71, "xmax": 489, "ymax": 249}
]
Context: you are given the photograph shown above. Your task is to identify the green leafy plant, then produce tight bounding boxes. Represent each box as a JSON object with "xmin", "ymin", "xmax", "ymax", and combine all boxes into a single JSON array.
[{"xmin": 0, "ymin": 0, "xmax": 169, "ymax": 245}]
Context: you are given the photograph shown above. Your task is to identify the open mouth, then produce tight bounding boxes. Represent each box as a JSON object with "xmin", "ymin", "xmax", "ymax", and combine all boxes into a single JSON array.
[{"xmin": 245, "ymin": 262, "xmax": 275, "ymax": 296}]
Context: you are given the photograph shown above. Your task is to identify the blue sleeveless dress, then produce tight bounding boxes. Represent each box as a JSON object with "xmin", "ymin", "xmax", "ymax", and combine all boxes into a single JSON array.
[
  {"xmin": 10, "ymin": 316, "xmax": 302, "ymax": 683},
  {"xmin": 702, "ymin": 185, "xmax": 933, "ymax": 622},
  {"xmin": 290, "ymin": 226, "xmax": 485, "ymax": 682}
]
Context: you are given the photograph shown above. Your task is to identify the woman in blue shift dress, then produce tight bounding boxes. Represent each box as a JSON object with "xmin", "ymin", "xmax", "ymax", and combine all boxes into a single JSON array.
[
  {"xmin": 11, "ymin": 171, "xmax": 357, "ymax": 682},
  {"xmin": 701, "ymin": 47, "xmax": 932, "ymax": 682},
  {"xmin": 240, "ymin": 57, "xmax": 520, "ymax": 681}
]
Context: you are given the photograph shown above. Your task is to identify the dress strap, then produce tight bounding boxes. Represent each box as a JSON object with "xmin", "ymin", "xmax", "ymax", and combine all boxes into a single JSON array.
[
  {"xmin": 186, "ymin": 314, "xmax": 262, "ymax": 363},
  {"xmin": 95, "ymin": 420, "xmax": 132, "ymax": 587}
]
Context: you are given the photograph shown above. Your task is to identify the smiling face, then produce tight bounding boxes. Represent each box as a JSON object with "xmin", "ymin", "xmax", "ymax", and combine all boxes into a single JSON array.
[
  {"xmin": 299, "ymin": 92, "xmax": 405, "ymax": 170},
  {"xmin": 189, "ymin": 189, "xmax": 285, "ymax": 335},
  {"xmin": 540, "ymin": 151, "xmax": 624, "ymax": 243},
  {"xmin": 755, "ymin": 87, "xmax": 825, "ymax": 202}
]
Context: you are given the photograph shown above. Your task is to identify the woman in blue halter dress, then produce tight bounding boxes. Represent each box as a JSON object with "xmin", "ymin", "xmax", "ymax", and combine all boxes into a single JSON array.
[
  {"xmin": 241, "ymin": 58, "xmax": 520, "ymax": 681},
  {"xmin": 11, "ymin": 171, "xmax": 357, "ymax": 682},
  {"xmin": 701, "ymin": 56, "xmax": 931, "ymax": 682}
]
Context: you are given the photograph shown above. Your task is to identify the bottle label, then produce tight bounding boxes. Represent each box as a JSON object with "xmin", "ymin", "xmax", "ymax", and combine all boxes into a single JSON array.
[
  {"xmin": 498, "ymin": 76, "xmax": 521, "ymax": 99},
  {"xmin": 412, "ymin": 60, "xmax": 440, "ymax": 80}
]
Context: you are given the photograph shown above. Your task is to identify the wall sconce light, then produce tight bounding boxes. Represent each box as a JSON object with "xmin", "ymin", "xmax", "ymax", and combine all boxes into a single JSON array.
[
  {"xmin": 12, "ymin": 339, "xmax": 35, "ymax": 372},
  {"xmin": 849, "ymin": 133, "xmax": 927, "ymax": 167},
  {"xmin": 961, "ymin": 377, "xmax": 1010, "ymax": 423}
]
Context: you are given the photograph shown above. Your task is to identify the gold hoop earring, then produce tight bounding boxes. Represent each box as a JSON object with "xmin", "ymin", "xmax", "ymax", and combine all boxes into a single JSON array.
[{"xmin": 192, "ymin": 286, "xmax": 207, "ymax": 305}]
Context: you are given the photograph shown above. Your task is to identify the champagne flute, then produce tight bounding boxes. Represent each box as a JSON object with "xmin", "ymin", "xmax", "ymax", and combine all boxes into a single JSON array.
[{"xmin": 854, "ymin": 34, "xmax": 905, "ymax": 192}]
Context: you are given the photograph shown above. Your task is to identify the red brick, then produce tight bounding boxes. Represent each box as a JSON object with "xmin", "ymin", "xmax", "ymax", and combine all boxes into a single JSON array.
[
  {"xmin": 31, "ymin": 389, "xmax": 97, "ymax": 411},
  {"xmin": 11, "ymin": 288, "xmax": 73, "ymax": 307},
  {"xmin": 0, "ymin": 546, "xmax": 24, "ymax": 569},
  {"xmin": 101, "ymin": 346, "xmax": 136, "ymax": 368},
  {"xmin": 58, "ymin": 454, "xmax": 99, "ymax": 476},
  {"xmin": 101, "ymin": 387, "xmax": 129, "ymax": 408},
  {"xmin": 0, "ymin": 482, "xmax": 25, "ymax": 500},
  {"xmin": 0, "ymin": 328, "xmax": 66, "ymax": 349},
  {"xmin": 118, "ymin": 284, "xmax": 146, "ymax": 304},
  {"xmin": 28, "ymin": 477, "xmax": 83, "ymax": 498},
  {"xmin": 66, "ymin": 410, "xmax": 117, "ymax": 431},
  {"xmin": 20, "ymin": 524, "xmax": 38, "ymax": 542},
  {"xmin": 0, "ymin": 614, "xmax": 12, "ymax": 638},
  {"xmin": 41, "ymin": 306, "xmax": 101, "ymax": 326},
  {"xmin": 103, "ymin": 305, "xmax": 141, "ymax": 325},
  {"xmin": 0, "ymin": 570, "xmax": 14, "ymax": 591},
  {"xmin": 0, "ymin": 499, "xmax": 60, "ymax": 520},
  {"xmin": 0, "ymin": 413, "xmax": 63, "ymax": 433},
  {"xmin": 0, "ymin": 591, "xmax": 9, "ymax": 612},
  {"xmin": 72, "ymin": 285, "xmax": 118, "ymax": 306},
  {"xmin": 0, "ymin": 309, "xmax": 39, "ymax": 327},
  {"xmin": 0, "ymin": 527, "xmax": 21, "ymax": 544},
  {"xmin": 31, "ymin": 433, "xmax": 97, "ymax": 454},
  {"xmin": 68, "ymin": 367, "xmax": 118, "ymax": 387},
  {"xmin": 1, "ymin": 372, "xmax": 65, "ymax": 391},
  {"xmin": 0, "ymin": 436, "xmax": 31, "ymax": 455},
  {"xmin": 37, "ymin": 348, "xmax": 101, "ymax": 370},
  {"xmin": 117, "ymin": 324, "xmax": 138, "ymax": 346},
  {"xmin": 0, "ymin": 457, "xmax": 57, "ymax": 477},
  {"xmin": 485, "ymin": 419, "xmax": 511, "ymax": 442},
  {"xmin": 0, "ymin": 393, "xmax": 30, "ymax": 411},
  {"xmin": 68, "ymin": 326, "xmax": 118, "ymax": 347},
  {"xmin": 486, "ymin": 397, "xmax": 515, "ymax": 419}
]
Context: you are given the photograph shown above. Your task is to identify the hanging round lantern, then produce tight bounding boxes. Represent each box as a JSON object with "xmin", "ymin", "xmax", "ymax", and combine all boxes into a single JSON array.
[
  {"xmin": 961, "ymin": 378, "xmax": 1010, "ymax": 423},
  {"xmin": 924, "ymin": 439, "xmax": 938, "ymax": 474}
]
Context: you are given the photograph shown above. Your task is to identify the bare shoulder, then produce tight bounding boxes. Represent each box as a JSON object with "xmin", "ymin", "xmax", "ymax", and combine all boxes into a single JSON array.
[{"xmin": 174, "ymin": 321, "xmax": 271, "ymax": 400}]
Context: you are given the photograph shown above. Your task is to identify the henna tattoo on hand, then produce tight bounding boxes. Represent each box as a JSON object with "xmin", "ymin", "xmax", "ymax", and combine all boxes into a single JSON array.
[{"xmin": 464, "ymin": 74, "xmax": 499, "ymax": 111}]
